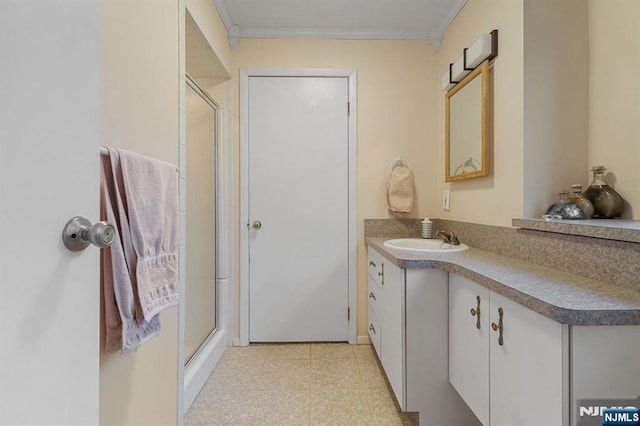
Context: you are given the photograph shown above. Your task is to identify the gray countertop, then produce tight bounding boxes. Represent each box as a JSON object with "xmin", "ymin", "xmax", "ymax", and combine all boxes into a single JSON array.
[
  {"xmin": 366, "ymin": 237, "xmax": 640, "ymax": 326},
  {"xmin": 512, "ymin": 218, "xmax": 640, "ymax": 243}
]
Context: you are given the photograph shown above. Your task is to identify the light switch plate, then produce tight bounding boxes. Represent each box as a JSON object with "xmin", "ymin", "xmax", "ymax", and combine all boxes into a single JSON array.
[{"xmin": 443, "ymin": 190, "xmax": 450, "ymax": 211}]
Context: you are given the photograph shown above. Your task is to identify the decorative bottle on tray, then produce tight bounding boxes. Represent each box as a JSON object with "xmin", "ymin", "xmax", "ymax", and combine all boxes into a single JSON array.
[
  {"xmin": 545, "ymin": 191, "xmax": 584, "ymax": 219},
  {"xmin": 568, "ymin": 184, "xmax": 594, "ymax": 219},
  {"xmin": 582, "ymin": 166, "xmax": 624, "ymax": 218}
]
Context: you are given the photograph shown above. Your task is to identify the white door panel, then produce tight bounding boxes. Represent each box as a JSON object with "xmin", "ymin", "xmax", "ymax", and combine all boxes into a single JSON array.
[
  {"xmin": 248, "ymin": 76, "xmax": 349, "ymax": 342},
  {"xmin": 0, "ymin": 1, "xmax": 100, "ymax": 424}
]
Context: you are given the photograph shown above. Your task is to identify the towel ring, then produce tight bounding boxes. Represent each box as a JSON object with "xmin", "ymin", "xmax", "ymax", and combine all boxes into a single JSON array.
[
  {"xmin": 453, "ymin": 156, "xmax": 481, "ymax": 176},
  {"xmin": 389, "ymin": 157, "xmax": 411, "ymax": 172}
]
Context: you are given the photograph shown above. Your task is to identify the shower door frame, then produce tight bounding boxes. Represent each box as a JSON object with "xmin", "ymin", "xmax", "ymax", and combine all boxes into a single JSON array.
[{"xmin": 182, "ymin": 74, "xmax": 226, "ymax": 410}]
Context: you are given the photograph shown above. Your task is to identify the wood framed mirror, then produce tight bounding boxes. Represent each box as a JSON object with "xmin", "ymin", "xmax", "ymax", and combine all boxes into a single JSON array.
[{"xmin": 445, "ymin": 60, "xmax": 489, "ymax": 182}]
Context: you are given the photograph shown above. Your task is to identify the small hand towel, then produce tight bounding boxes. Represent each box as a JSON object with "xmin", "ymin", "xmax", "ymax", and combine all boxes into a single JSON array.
[
  {"xmin": 387, "ymin": 166, "xmax": 414, "ymax": 213},
  {"xmin": 119, "ymin": 149, "xmax": 179, "ymax": 322},
  {"xmin": 101, "ymin": 150, "xmax": 161, "ymax": 353}
]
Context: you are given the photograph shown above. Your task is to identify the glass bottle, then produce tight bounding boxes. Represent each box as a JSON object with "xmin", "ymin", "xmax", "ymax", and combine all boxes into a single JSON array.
[
  {"xmin": 582, "ymin": 166, "xmax": 624, "ymax": 218},
  {"xmin": 544, "ymin": 191, "xmax": 584, "ymax": 220},
  {"xmin": 568, "ymin": 184, "xmax": 594, "ymax": 219}
]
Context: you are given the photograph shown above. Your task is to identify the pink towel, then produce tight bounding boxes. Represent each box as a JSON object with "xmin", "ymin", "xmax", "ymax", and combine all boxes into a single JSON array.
[
  {"xmin": 100, "ymin": 148, "xmax": 178, "ymax": 353},
  {"xmin": 101, "ymin": 150, "xmax": 160, "ymax": 353},
  {"xmin": 118, "ymin": 149, "xmax": 179, "ymax": 322}
]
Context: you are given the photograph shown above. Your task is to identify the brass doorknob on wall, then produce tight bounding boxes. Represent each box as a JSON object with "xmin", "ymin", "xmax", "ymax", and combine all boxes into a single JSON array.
[
  {"xmin": 252, "ymin": 220, "xmax": 262, "ymax": 230},
  {"xmin": 62, "ymin": 216, "xmax": 116, "ymax": 251}
]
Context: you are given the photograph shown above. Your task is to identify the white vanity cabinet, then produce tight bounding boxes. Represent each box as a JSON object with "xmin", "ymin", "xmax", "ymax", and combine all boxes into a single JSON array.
[
  {"xmin": 367, "ymin": 248, "xmax": 478, "ymax": 425},
  {"xmin": 366, "ymin": 247, "xmax": 405, "ymax": 409},
  {"xmin": 369, "ymin": 239, "xmax": 640, "ymax": 426},
  {"xmin": 450, "ymin": 273, "xmax": 567, "ymax": 426}
]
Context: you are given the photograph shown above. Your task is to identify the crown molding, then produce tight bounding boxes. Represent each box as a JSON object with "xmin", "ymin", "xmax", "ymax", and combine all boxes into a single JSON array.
[
  {"xmin": 238, "ymin": 27, "xmax": 432, "ymax": 42},
  {"xmin": 211, "ymin": 0, "xmax": 468, "ymax": 51}
]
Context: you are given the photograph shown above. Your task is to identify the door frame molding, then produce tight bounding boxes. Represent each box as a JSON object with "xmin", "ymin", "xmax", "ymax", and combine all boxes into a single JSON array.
[{"xmin": 239, "ymin": 68, "xmax": 357, "ymax": 346}]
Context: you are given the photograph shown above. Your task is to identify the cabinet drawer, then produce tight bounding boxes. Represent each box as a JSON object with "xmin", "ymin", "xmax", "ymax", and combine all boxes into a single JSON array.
[
  {"xmin": 368, "ymin": 305, "xmax": 381, "ymax": 357},
  {"xmin": 367, "ymin": 248, "xmax": 385, "ymax": 287},
  {"xmin": 367, "ymin": 276, "xmax": 381, "ymax": 313}
]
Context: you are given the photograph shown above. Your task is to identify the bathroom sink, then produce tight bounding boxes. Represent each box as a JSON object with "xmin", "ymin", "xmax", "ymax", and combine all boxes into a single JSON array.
[{"xmin": 383, "ymin": 238, "xmax": 469, "ymax": 253}]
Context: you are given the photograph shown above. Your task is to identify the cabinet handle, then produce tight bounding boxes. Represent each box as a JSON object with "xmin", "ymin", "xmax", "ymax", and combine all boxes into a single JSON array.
[
  {"xmin": 491, "ymin": 307, "xmax": 504, "ymax": 346},
  {"xmin": 369, "ymin": 324, "xmax": 376, "ymax": 334},
  {"xmin": 379, "ymin": 264, "xmax": 384, "ymax": 284},
  {"xmin": 369, "ymin": 292, "xmax": 376, "ymax": 301},
  {"xmin": 470, "ymin": 295, "xmax": 481, "ymax": 329},
  {"xmin": 369, "ymin": 261, "xmax": 376, "ymax": 267}
]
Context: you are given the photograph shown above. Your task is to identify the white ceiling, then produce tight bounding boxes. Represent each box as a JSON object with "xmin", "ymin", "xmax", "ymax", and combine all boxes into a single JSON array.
[{"xmin": 212, "ymin": 0, "xmax": 468, "ymax": 50}]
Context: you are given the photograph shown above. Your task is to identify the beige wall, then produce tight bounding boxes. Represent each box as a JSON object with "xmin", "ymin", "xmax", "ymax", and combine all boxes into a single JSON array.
[
  {"xmin": 437, "ymin": 0, "xmax": 594, "ymax": 224},
  {"xmin": 437, "ymin": 0, "xmax": 525, "ymax": 227},
  {"xmin": 523, "ymin": 0, "xmax": 589, "ymax": 217},
  {"xmin": 99, "ymin": 0, "xmax": 180, "ymax": 425},
  {"xmin": 186, "ymin": 0, "xmax": 232, "ymax": 74},
  {"xmin": 588, "ymin": 0, "xmax": 640, "ymax": 219},
  {"xmin": 231, "ymin": 39, "xmax": 439, "ymax": 339}
]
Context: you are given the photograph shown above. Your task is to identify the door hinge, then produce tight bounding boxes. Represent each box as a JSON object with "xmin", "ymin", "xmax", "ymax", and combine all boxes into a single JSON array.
[
  {"xmin": 348, "ymin": 306, "xmax": 351, "ymax": 321},
  {"xmin": 347, "ymin": 102, "xmax": 350, "ymax": 116}
]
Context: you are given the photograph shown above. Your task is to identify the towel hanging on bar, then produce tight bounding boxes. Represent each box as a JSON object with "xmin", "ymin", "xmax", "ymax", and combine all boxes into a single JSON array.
[
  {"xmin": 100, "ymin": 146, "xmax": 179, "ymax": 172},
  {"xmin": 101, "ymin": 146, "xmax": 179, "ymax": 353}
]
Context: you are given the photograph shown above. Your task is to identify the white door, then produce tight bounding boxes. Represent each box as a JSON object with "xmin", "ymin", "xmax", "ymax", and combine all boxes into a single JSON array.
[
  {"xmin": 247, "ymin": 75, "xmax": 350, "ymax": 342},
  {"xmin": 0, "ymin": 1, "xmax": 100, "ymax": 424}
]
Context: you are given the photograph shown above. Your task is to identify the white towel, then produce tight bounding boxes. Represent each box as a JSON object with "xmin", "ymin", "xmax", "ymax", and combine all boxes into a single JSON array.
[
  {"xmin": 387, "ymin": 166, "xmax": 414, "ymax": 213},
  {"xmin": 118, "ymin": 149, "xmax": 179, "ymax": 322},
  {"xmin": 101, "ymin": 150, "xmax": 161, "ymax": 353}
]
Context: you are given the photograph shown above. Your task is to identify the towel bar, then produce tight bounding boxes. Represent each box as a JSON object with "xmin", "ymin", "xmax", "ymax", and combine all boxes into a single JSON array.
[{"xmin": 100, "ymin": 146, "xmax": 179, "ymax": 172}]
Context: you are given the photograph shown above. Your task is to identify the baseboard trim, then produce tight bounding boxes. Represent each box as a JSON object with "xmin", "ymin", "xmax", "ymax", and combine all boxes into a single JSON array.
[
  {"xmin": 234, "ymin": 336, "xmax": 370, "ymax": 345},
  {"xmin": 357, "ymin": 335, "xmax": 372, "ymax": 345}
]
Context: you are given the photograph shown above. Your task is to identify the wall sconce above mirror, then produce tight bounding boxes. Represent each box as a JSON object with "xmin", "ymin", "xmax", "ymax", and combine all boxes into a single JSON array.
[
  {"xmin": 441, "ymin": 30, "xmax": 498, "ymax": 91},
  {"xmin": 442, "ymin": 30, "xmax": 497, "ymax": 182}
]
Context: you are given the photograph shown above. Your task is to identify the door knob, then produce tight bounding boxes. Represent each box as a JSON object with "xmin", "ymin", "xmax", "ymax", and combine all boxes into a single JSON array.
[
  {"xmin": 251, "ymin": 220, "xmax": 262, "ymax": 230},
  {"xmin": 62, "ymin": 216, "xmax": 116, "ymax": 251}
]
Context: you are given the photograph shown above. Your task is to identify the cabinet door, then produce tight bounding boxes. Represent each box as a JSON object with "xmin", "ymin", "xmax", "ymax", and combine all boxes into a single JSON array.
[
  {"xmin": 449, "ymin": 274, "xmax": 490, "ymax": 425},
  {"xmin": 489, "ymin": 292, "xmax": 566, "ymax": 426},
  {"xmin": 381, "ymin": 259, "xmax": 405, "ymax": 410}
]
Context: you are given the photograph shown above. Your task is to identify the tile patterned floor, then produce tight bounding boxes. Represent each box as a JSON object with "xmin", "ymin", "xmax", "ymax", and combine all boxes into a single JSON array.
[{"xmin": 185, "ymin": 343, "xmax": 419, "ymax": 425}]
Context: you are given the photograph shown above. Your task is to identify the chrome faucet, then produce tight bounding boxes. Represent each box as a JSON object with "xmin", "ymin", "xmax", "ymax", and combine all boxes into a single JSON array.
[{"xmin": 436, "ymin": 230, "xmax": 460, "ymax": 245}]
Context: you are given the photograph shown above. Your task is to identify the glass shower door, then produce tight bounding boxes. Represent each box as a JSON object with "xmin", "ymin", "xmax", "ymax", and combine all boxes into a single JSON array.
[{"xmin": 184, "ymin": 78, "xmax": 218, "ymax": 364}]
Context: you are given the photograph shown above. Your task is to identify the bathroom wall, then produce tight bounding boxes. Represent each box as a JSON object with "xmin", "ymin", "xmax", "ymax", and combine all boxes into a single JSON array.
[
  {"xmin": 99, "ymin": 0, "xmax": 180, "ymax": 424},
  {"xmin": 436, "ymin": 0, "xmax": 525, "ymax": 227},
  {"xmin": 186, "ymin": 0, "xmax": 232, "ymax": 74},
  {"xmin": 439, "ymin": 0, "xmax": 638, "ymax": 225},
  {"xmin": 230, "ymin": 39, "xmax": 440, "ymax": 340},
  {"xmin": 588, "ymin": 0, "xmax": 640, "ymax": 219},
  {"xmin": 522, "ymin": 0, "xmax": 589, "ymax": 218},
  {"xmin": 437, "ymin": 0, "xmax": 589, "ymax": 226}
]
